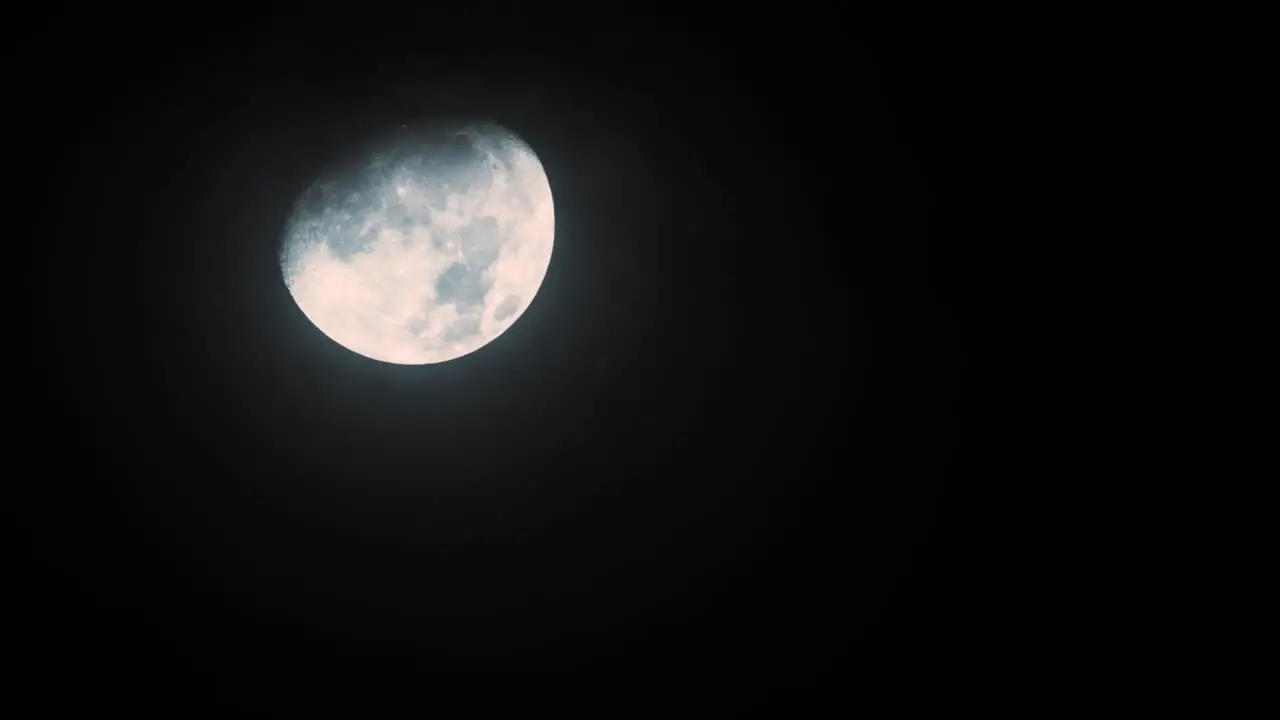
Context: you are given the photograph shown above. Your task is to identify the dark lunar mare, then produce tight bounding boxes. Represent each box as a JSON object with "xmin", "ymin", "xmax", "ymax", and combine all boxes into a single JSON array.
[{"xmin": 492, "ymin": 294, "xmax": 522, "ymax": 322}]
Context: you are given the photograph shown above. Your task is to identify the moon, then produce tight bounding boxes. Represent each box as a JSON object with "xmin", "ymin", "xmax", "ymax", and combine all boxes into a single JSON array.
[{"xmin": 279, "ymin": 122, "xmax": 554, "ymax": 364}]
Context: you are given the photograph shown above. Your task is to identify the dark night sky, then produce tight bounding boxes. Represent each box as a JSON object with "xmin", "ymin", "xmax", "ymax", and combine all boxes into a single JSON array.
[{"xmin": 25, "ymin": 3, "xmax": 1104, "ymax": 708}]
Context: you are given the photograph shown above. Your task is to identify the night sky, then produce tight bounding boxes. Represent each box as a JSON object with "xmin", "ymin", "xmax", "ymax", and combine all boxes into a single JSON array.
[{"xmin": 28, "ymin": 4, "xmax": 1102, "ymax": 707}]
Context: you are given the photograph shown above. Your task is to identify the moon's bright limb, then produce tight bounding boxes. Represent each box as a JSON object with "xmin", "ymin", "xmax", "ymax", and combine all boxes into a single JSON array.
[{"xmin": 279, "ymin": 123, "xmax": 554, "ymax": 364}]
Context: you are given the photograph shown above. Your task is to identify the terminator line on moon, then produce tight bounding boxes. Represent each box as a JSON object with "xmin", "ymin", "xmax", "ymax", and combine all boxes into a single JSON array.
[{"xmin": 280, "ymin": 122, "xmax": 555, "ymax": 364}]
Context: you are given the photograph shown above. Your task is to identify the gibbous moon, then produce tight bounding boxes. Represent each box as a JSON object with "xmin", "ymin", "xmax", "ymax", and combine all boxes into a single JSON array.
[{"xmin": 280, "ymin": 122, "xmax": 554, "ymax": 364}]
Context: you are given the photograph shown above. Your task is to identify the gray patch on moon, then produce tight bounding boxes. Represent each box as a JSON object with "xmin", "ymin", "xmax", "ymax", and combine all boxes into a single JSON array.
[
  {"xmin": 316, "ymin": 213, "xmax": 374, "ymax": 260},
  {"xmin": 441, "ymin": 315, "xmax": 481, "ymax": 343},
  {"xmin": 457, "ymin": 216, "xmax": 504, "ymax": 268},
  {"xmin": 493, "ymin": 294, "xmax": 521, "ymax": 322},
  {"xmin": 434, "ymin": 261, "xmax": 490, "ymax": 308},
  {"xmin": 284, "ymin": 183, "xmax": 382, "ymax": 265}
]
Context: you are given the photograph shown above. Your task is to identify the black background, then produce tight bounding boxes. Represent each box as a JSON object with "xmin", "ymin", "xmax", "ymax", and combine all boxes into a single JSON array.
[{"xmin": 26, "ymin": 3, "xmax": 1103, "ymax": 708}]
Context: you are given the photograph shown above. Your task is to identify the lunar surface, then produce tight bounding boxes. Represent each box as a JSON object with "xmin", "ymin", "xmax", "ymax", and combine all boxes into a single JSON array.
[{"xmin": 280, "ymin": 122, "xmax": 554, "ymax": 364}]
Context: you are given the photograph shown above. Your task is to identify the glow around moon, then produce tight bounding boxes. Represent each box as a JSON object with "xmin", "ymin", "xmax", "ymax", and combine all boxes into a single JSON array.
[{"xmin": 280, "ymin": 123, "xmax": 554, "ymax": 364}]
